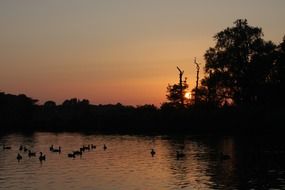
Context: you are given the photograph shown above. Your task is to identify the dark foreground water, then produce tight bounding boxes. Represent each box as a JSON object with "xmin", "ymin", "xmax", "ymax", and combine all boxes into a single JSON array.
[{"xmin": 0, "ymin": 132, "xmax": 285, "ymax": 190}]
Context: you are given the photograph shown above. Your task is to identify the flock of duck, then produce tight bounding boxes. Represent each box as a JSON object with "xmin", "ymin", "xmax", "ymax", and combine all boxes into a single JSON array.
[
  {"xmin": 2, "ymin": 144, "xmax": 231, "ymax": 162},
  {"xmin": 2, "ymin": 143, "xmax": 108, "ymax": 162}
]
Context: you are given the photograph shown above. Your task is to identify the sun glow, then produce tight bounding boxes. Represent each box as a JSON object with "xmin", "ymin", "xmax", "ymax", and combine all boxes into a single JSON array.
[{"xmin": 184, "ymin": 92, "xmax": 191, "ymax": 99}]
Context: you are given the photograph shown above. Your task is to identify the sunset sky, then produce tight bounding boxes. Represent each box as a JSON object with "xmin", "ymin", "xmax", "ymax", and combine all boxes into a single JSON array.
[{"xmin": 1, "ymin": 0, "xmax": 285, "ymax": 106}]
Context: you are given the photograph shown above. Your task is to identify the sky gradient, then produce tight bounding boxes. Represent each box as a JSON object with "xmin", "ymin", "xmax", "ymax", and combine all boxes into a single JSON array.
[{"xmin": 1, "ymin": 0, "xmax": 285, "ymax": 106}]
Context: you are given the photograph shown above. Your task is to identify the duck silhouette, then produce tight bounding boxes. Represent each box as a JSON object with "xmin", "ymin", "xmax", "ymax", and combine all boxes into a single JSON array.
[
  {"xmin": 151, "ymin": 149, "xmax": 156, "ymax": 157},
  {"xmin": 3, "ymin": 144, "xmax": 11, "ymax": 150},
  {"xmin": 52, "ymin": 146, "xmax": 61, "ymax": 153},
  {"xmin": 220, "ymin": 152, "xmax": 231, "ymax": 160},
  {"xmin": 176, "ymin": 151, "xmax": 185, "ymax": 159},
  {"xmin": 39, "ymin": 152, "xmax": 46, "ymax": 161},
  {"xmin": 28, "ymin": 150, "xmax": 36, "ymax": 157},
  {"xmin": 17, "ymin": 153, "xmax": 22, "ymax": 161},
  {"xmin": 68, "ymin": 153, "xmax": 75, "ymax": 158},
  {"xmin": 91, "ymin": 144, "xmax": 96, "ymax": 149},
  {"xmin": 73, "ymin": 150, "xmax": 82, "ymax": 156}
]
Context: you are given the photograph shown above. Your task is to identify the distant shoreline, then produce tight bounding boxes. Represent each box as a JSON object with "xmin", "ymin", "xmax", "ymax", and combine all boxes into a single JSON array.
[
  {"xmin": 1, "ymin": 92, "xmax": 284, "ymax": 135},
  {"xmin": 1, "ymin": 108, "xmax": 284, "ymax": 135}
]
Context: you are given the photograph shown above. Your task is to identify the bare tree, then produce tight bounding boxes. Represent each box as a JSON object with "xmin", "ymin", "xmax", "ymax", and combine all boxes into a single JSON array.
[
  {"xmin": 194, "ymin": 58, "xmax": 200, "ymax": 104},
  {"xmin": 177, "ymin": 66, "xmax": 185, "ymax": 105},
  {"xmin": 165, "ymin": 67, "xmax": 189, "ymax": 107}
]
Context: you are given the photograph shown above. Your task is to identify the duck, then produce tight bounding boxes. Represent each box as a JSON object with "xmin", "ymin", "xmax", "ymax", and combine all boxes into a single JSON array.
[
  {"xmin": 39, "ymin": 152, "xmax": 46, "ymax": 161},
  {"xmin": 52, "ymin": 146, "xmax": 61, "ymax": 153},
  {"xmin": 220, "ymin": 152, "xmax": 231, "ymax": 160},
  {"xmin": 176, "ymin": 151, "xmax": 185, "ymax": 159},
  {"xmin": 73, "ymin": 150, "xmax": 82, "ymax": 156},
  {"xmin": 151, "ymin": 149, "xmax": 156, "ymax": 157},
  {"xmin": 67, "ymin": 153, "xmax": 75, "ymax": 158},
  {"xmin": 103, "ymin": 144, "xmax": 107, "ymax": 151},
  {"xmin": 28, "ymin": 150, "xmax": 36, "ymax": 157},
  {"xmin": 17, "ymin": 153, "xmax": 22, "ymax": 161},
  {"xmin": 82, "ymin": 145, "xmax": 90, "ymax": 151},
  {"xmin": 3, "ymin": 144, "xmax": 11, "ymax": 150}
]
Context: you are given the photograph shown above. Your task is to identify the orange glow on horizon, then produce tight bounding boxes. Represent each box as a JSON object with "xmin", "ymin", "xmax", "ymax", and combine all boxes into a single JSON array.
[{"xmin": 1, "ymin": 1, "xmax": 284, "ymax": 106}]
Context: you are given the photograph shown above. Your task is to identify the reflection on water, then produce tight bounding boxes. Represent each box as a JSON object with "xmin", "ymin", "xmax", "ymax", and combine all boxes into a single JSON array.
[{"xmin": 0, "ymin": 133, "xmax": 285, "ymax": 190}]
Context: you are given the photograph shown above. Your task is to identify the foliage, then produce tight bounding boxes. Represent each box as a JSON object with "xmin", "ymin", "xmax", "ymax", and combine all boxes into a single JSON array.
[
  {"xmin": 0, "ymin": 92, "xmax": 38, "ymax": 128},
  {"xmin": 166, "ymin": 78, "xmax": 189, "ymax": 107},
  {"xmin": 202, "ymin": 19, "xmax": 276, "ymax": 106},
  {"xmin": 268, "ymin": 36, "xmax": 285, "ymax": 107}
]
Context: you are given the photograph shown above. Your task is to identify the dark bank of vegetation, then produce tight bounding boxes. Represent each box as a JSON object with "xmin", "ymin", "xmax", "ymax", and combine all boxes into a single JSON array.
[{"xmin": 1, "ymin": 19, "xmax": 285, "ymax": 134}]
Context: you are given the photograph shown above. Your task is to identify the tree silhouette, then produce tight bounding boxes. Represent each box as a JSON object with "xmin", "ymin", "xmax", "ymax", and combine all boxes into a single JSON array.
[
  {"xmin": 0, "ymin": 92, "xmax": 38, "ymax": 128},
  {"xmin": 268, "ymin": 36, "xmax": 285, "ymax": 107},
  {"xmin": 194, "ymin": 58, "xmax": 200, "ymax": 105},
  {"xmin": 165, "ymin": 67, "xmax": 189, "ymax": 107},
  {"xmin": 202, "ymin": 19, "xmax": 276, "ymax": 106},
  {"xmin": 44, "ymin": 100, "xmax": 56, "ymax": 108}
]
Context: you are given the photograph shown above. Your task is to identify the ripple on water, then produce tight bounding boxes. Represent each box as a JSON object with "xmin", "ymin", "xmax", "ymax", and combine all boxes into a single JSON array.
[{"xmin": 1, "ymin": 133, "xmax": 285, "ymax": 190}]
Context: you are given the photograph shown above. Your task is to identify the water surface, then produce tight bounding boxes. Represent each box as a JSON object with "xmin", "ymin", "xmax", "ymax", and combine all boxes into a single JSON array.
[{"xmin": 0, "ymin": 133, "xmax": 284, "ymax": 189}]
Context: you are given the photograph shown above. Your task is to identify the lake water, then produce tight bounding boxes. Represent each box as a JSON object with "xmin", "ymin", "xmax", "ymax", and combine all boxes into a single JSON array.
[{"xmin": 0, "ymin": 133, "xmax": 285, "ymax": 190}]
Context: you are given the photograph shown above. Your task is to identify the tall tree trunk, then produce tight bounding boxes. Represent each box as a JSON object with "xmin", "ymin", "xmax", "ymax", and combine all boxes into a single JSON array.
[
  {"xmin": 177, "ymin": 66, "xmax": 184, "ymax": 106},
  {"xmin": 194, "ymin": 58, "xmax": 200, "ymax": 104}
]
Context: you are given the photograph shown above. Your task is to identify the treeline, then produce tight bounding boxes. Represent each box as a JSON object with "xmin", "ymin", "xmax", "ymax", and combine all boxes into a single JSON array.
[{"xmin": 0, "ymin": 92, "xmax": 284, "ymax": 134}]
